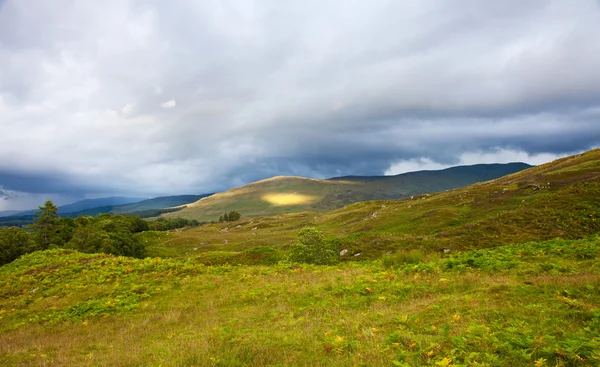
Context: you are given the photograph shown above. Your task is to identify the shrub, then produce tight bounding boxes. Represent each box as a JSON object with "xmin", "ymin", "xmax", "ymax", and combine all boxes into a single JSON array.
[{"xmin": 287, "ymin": 227, "xmax": 339, "ymax": 265}]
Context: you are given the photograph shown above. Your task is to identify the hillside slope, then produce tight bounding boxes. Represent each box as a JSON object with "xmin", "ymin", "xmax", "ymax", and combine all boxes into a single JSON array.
[
  {"xmin": 166, "ymin": 163, "xmax": 530, "ymax": 222},
  {"xmin": 146, "ymin": 149, "xmax": 599, "ymax": 260},
  {"xmin": 2, "ymin": 238, "xmax": 599, "ymax": 366},
  {"xmin": 110, "ymin": 194, "xmax": 213, "ymax": 214}
]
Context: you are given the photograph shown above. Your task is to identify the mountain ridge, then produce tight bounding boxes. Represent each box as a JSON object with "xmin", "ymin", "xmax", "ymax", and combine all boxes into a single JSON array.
[{"xmin": 165, "ymin": 162, "xmax": 532, "ymax": 221}]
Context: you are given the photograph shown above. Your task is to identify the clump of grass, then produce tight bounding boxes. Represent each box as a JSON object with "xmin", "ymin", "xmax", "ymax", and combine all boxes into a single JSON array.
[{"xmin": 382, "ymin": 249, "xmax": 426, "ymax": 268}]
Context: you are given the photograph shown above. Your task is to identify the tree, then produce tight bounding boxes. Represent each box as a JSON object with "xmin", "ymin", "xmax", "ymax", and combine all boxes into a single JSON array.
[
  {"xmin": 31, "ymin": 200, "xmax": 60, "ymax": 249},
  {"xmin": 219, "ymin": 210, "xmax": 241, "ymax": 222},
  {"xmin": 68, "ymin": 226, "xmax": 115, "ymax": 254},
  {"xmin": 0, "ymin": 227, "xmax": 34, "ymax": 265},
  {"xmin": 287, "ymin": 227, "xmax": 339, "ymax": 265},
  {"xmin": 228, "ymin": 210, "xmax": 241, "ymax": 221}
]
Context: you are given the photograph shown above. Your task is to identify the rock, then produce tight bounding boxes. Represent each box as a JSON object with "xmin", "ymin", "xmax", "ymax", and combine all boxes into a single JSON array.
[
  {"xmin": 193, "ymin": 248, "xmax": 198, "ymax": 251},
  {"xmin": 353, "ymin": 252, "xmax": 362, "ymax": 257},
  {"xmin": 252, "ymin": 227, "xmax": 258, "ymax": 230},
  {"xmin": 221, "ymin": 228, "xmax": 228, "ymax": 233},
  {"xmin": 224, "ymin": 240, "xmax": 228, "ymax": 244},
  {"xmin": 340, "ymin": 249, "xmax": 349, "ymax": 256}
]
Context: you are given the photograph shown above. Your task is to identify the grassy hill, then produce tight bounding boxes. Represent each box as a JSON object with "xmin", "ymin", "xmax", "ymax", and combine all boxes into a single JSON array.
[
  {"xmin": 144, "ymin": 149, "xmax": 599, "ymax": 261},
  {"xmin": 165, "ymin": 163, "xmax": 530, "ymax": 222}
]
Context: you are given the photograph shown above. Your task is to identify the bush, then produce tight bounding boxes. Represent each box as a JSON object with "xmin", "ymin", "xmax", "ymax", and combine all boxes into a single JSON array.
[{"xmin": 287, "ymin": 227, "xmax": 339, "ymax": 265}]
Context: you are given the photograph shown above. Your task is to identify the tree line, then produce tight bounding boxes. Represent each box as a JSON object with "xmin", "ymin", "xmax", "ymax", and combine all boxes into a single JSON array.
[
  {"xmin": 219, "ymin": 210, "xmax": 241, "ymax": 222},
  {"xmin": 0, "ymin": 200, "xmax": 200, "ymax": 266}
]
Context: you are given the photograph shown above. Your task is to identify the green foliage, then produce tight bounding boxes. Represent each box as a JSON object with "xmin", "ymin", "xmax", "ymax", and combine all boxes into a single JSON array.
[
  {"xmin": 219, "ymin": 210, "xmax": 241, "ymax": 222},
  {"xmin": 147, "ymin": 217, "xmax": 199, "ymax": 231},
  {"xmin": 1, "ymin": 237, "xmax": 600, "ymax": 366},
  {"xmin": 288, "ymin": 227, "xmax": 339, "ymax": 265},
  {"xmin": 123, "ymin": 206, "xmax": 185, "ymax": 218},
  {"xmin": 0, "ymin": 227, "xmax": 35, "ymax": 265},
  {"xmin": 31, "ymin": 200, "xmax": 61, "ymax": 249}
]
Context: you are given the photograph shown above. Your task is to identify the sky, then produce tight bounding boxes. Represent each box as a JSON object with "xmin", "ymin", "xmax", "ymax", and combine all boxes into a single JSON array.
[{"xmin": 1, "ymin": 0, "xmax": 600, "ymax": 210}]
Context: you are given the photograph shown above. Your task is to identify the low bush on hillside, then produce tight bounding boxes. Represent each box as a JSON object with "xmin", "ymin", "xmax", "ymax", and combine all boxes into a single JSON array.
[{"xmin": 288, "ymin": 227, "xmax": 339, "ymax": 265}]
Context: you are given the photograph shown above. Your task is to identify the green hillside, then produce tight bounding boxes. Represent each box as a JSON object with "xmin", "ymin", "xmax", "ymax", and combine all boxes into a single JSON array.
[
  {"xmin": 165, "ymin": 163, "xmax": 530, "ymax": 222},
  {"xmin": 142, "ymin": 149, "xmax": 599, "ymax": 261},
  {"xmin": 1, "ymin": 238, "xmax": 599, "ymax": 366}
]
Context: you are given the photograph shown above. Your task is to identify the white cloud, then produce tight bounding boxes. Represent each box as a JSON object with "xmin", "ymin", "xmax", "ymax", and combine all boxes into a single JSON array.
[
  {"xmin": 160, "ymin": 99, "xmax": 176, "ymax": 109},
  {"xmin": 385, "ymin": 149, "xmax": 565, "ymax": 175},
  {"xmin": 121, "ymin": 103, "xmax": 134, "ymax": 115}
]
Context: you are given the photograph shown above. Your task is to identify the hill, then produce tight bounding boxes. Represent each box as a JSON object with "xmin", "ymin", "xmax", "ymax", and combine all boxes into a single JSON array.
[
  {"xmin": 110, "ymin": 194, "xmax": 212, "ymax": 214},
  {"xmin": 0, "ymin": 210, "xmax": 21, "ymax": 218},
  {"xmin": 166, "ymin": 163, "xmax": 531, "ymax": 222},
  {"xmin": 146, "ymin": 149, "xmax": 599, "ymax": 260},
  {"xmin": 57, "ymin": 197, "xmax": 146, "ymax": 214},
  {"xmin": 0, "ymin": 195, "xmax": 212, "ymax": 226}
]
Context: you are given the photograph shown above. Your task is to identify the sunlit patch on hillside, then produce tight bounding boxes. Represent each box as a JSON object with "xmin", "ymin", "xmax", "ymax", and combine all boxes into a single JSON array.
[{"xmin": 262, "ymin": 193, "xmax": 317, "ymax": 206}]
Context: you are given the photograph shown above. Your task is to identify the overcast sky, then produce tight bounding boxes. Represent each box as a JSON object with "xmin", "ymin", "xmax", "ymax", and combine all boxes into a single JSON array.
[{"xmin": 1, "ymin": 0, "xmax": 600, "ymax": 210}]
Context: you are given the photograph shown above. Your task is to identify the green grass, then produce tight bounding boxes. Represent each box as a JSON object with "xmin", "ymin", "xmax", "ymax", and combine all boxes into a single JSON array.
[
  {"xmin": 154, "ymin": 149, "xmax": 600, "ymax": 261},
  {"xmin": 1, "ymin": 237, "xmax": 599, "ymax": 366},
  {"xmin": 165, "ymin": 163, "xmax": 529, "ymax": 222}
]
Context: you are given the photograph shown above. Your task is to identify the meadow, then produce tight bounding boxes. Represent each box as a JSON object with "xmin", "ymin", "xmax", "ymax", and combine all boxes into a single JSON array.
[{"xmin": 1, "ymin": 237, "xmax": 599, "ymax": 366}]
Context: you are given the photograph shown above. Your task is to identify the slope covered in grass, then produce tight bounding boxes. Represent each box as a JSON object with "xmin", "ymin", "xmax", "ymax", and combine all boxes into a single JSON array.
[
  {"xmin": 167, "ymin": 163, "xmax": 530, "ymax": 222},
  {"xmin": 1, "ymin": 237, "xmax": 599, "ymax": 366},
  {"xmin": 144, "ymin": 149, "xmax": 600, "ymax": 261}
]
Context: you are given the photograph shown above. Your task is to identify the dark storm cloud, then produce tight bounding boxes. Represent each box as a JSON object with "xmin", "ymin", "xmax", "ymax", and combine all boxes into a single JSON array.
[
  {"xmin": 1, "ymin": 0, "xmax": 600, "ymax": 209},
  {"xmin": 0, "ymin": 168, "xmax": 109, "ymax": 195}
]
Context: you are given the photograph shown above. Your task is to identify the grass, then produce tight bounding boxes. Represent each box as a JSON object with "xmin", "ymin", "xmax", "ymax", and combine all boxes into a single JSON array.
[
  {"xmin": 146, "ymin": 149, "xmax": 600, "ymax": 262},
  {"xmin": 1, "ymin": 237, "xmax": 599, "ymax": 366},
  {"xmin": 165, "ymin": 163, "xmax": 529, "ymax": 222}
]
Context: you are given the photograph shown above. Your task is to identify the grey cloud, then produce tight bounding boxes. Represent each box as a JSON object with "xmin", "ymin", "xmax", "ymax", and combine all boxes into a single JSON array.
[{"xmin": 1, "ymin": 0, "xmax": 600, "ymax": 209}]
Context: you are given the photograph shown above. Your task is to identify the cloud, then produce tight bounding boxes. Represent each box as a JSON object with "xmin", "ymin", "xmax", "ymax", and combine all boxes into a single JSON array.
[
  {"xmin": 1, "ymin": 0, "xmax": 600, "ymax": 209},
  {"xmin": 121, "ymin": 103, "xmax": 134, "ymax": 115},
  {"xmin": 385, "ymin": 149, "xmax": 564, "ymax": 175},
  {"xmin": 160, "ymin": 99, "xmax": 176, "ymax": 109}
]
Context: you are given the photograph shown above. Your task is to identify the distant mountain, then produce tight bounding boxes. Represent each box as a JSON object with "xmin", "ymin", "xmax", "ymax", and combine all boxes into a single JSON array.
[
  {"xmin": 165, "ymin": 163, "xmax": 532, "ymax": 222},
  {"xmin": 0, "ymin": 210, "xmax": 22, "ymax": 218},
  {"xmin": 57, "ymin": 197, "xmax": 147, "ymax": 214},
  {"xmin": 111, "ymin": 194, "xmax": 213, "ymax": 214},
  {"xmin": 0, "ymin": 194, "xmax": 213, "ymax": 226}
]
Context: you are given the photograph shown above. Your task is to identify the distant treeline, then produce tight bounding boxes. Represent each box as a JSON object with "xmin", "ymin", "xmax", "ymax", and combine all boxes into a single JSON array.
[
  {"xmin": 124, "ymin": 206, "xmax": 186, "ymax": 219},
  {"xmin": 0, "ymin": 206, "xmax": 186, "ymax": 227},
  {"xmin": 0, "ymin": 201, "xmax": 200, "ymax": 266}
]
